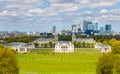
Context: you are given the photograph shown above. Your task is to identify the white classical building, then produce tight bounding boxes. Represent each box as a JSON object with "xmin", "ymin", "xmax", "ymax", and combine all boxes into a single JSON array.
[
  {"xmin": 94, "ymin": 43, "xmax": 111, "ymax": 53},
  {"xmin": 5, "ymin": 42, "xmax": 35, "ymax": 53},
  {"xmin": 94, "ymin": 43, "xmax": 103, "ymax": 49},
  {"xmin": 101, "ymin": 45, "xmax": 111, "ymax": 53},
  {"xmin": 55, "ymin": 41, "xmax": 74, "ymax": 53}
]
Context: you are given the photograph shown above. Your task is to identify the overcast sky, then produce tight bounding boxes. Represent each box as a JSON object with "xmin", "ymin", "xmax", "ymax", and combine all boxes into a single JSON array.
[{"xmin": 0, "ymin": 0, "xmax": 120, "ymax": 32}]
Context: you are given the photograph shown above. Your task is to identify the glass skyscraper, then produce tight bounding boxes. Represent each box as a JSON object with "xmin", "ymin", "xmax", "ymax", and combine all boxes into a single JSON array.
[
  {"xmin": 52, "ymin": 26, "xmax": 56, "ymax": 33},
  {"xmin": 100, "ymin": 26, "xmax": 105, "ymax": 35},
  {"xmin": 83, "ymin": 20, "xmax": 92, "ymax": 32},
  {"xmin": 72, "ymin": 25, "xmax": 76, "ymax": 32},
  {"xmin": 92, "ymin": 21, "xmax": 98, "ymax": 31},
  {"xmin": 105, "ymin": 24, "xmax": 111, "ymax": 34}
]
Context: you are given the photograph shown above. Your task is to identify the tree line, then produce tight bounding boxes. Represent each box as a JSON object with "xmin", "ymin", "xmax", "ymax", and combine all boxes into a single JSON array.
[
  {"xmin": 4, "ymin": 36, "xmax": 38, "ymax": 43},
  {"xmin": 3, "ymin": 35, "xmax": 120, "ymax": 43},
  {"xmin": 73, "ymin": 41, "xmax": 95, "ymax": 48},
  {"xmin": 34, "ymin": 42, "xmax": 55, "ymax": 48}
]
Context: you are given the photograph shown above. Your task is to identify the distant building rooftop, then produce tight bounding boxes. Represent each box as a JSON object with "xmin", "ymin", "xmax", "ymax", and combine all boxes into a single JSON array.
[
  {"xmin": 5, "ymin": 42, "xmax": 27, "ymax": 46},
  {"xmin": 35, "ymin": 38, "xmax": 54, "ymax": 42},
  {"xmin": 58, "ymin": 41, "xmax": 71, "ymax": 44},
  {"xmin": 76, "ymin": 38, "xmax": 95, "ymax": 43}
]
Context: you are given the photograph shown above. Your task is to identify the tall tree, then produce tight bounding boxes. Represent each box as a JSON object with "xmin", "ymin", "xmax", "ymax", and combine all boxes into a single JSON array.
[
  {"xmin": 73, "ymin": 41, "xmax": 78, "ymax": 48},
  {"xmin": 0, "ymin": 44, "xmax": 19, "ymax": 74},
  {"xmin": 44, "ymin": 43, "xmax": 48, "ymax": 48},
  {"xmin": 109, "ymin": 38, "xmax": 117, "ymax": 46},
  {"xmin": 112, "ymin": 41, "xmax": 120, "ymax": 54},
  {"xmin": 96, "ymin": 53, "xmax": 120, "ymax": 74},
  {"xmin": 34, "ymin": 42, "xmax": 39, "ymax": 47},
  {"xmin": 96, "ymin": 53, "xmax": 113, "ymax": 74},
  {"xmin": 82, "ymin": 42, "xmax": 86, "ymax": 48}
]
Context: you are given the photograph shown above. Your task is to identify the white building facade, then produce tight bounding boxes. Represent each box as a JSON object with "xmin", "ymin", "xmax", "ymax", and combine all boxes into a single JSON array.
[
  {"xmin": 94, "ymin": 43, "xmax": 111, "ymax": 53},
  {"xmin": 55, "ymin": 41, "xmax": 74, "ymax": 53},
  {"xmin": 5, "ymin": 42, "xmax": 35, "ymax": 53}
]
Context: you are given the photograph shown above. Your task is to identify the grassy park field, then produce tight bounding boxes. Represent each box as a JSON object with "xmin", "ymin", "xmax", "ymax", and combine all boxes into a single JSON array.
[{"xmin": 17, "ymin": 48, "xmax": 101, "ymax": 74}]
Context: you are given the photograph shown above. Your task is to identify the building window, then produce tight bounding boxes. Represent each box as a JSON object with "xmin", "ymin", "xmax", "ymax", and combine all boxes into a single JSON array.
[{"xmin": 20, "ymin": 48, "xmax": 25, "ymax": 51}]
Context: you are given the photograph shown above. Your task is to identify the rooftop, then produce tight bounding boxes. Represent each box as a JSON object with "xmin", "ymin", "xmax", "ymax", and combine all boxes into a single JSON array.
[
  {"xmin": 76, "ymin": 38, "xmax": 95, "ymax": 42},
  {"xmin": 35, "ymin": 38, "xmax": 54, "ymax": 41},
  {"xmin": 5, "ymin": 42, "xmax": 27, "ymax": 46},
  {"xmin": 56, "ymin": 41, "xmax": 72, "ymax": 45}
]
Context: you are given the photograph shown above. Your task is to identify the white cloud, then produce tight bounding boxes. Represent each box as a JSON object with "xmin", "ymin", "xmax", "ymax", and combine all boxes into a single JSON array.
[
  {"xmin": 48, "ymin": 0, "xmax": 76, "ymax": 3},
  {"xmin": 49, "ymin": 3, "xmax": 79, "ymax": 13},
  {"xmin": 100, "ymin": 9, "xmax": 109, "ymax": 14},
  {"xmin": 110, "ymin": 9, "xmax": 120, "ymax": 15},
  {"xmin": 79, "ymin": 0, "xmax": 90, "ymax": 4},
  {"xmin": 0, "ymin": 0, "xmax": 120, "ymax": 31},
  {"xmin": 100, "ymin": 15, "xmax": 108, "ymax": 19},
  {"xmin": 90, "ymin": 2, "xmax": 114, "ymax": 8},
  {"xmin": 0, "ymin": 10, "xmax": 19, "ymax": 17},
  {"xmin": 84, "ymin": 11, "xmax": 93, "ymax": 14}
]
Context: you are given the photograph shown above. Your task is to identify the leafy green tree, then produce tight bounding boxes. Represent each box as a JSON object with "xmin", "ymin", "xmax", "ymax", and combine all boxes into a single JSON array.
[
  {"xmin": 96, "ymin": 53, "xmax": 113, "ymax": 74},
  {"xmin": 78, "ymin": 42, "xmax": 81, "ymax": 48},
  {"xmin": 4, "ymin": 36, "xmax": 38, "ymax": 43},
  {"xmin": 86, "ymin": 43, "xmax": 90, "ymax": 48},
  {"xmin": 76, "ymin": 42, "xmax": 79, "ymax": 48},
  {"xmin": 91, "ymin": 43, "xmax": 95, "ymax": 48},
  {"xmin": 44, "ymin": 43, "xmax": 48, "ymax": 48},
  {"xmin": 80, "ymin": 42, "xmax": 83, "ymax": 48},
  {"xmin": 0, "ymin": 44, "xmax": 19, "ymax": 74},
  {"xmin": 112, "ymin": 41, "xmax": 120, "ymax": 54},
  {"xmin": 82, "ymin": 42, "xmax": 86, "ymax": 48},
  {"xmin": 41, "ymin": 43, "xmax": 44, "ymax": 47},
  {"xmin": 73, "ymin": 41, "xmax": 78, "ymax": 48},
  {"xmin": 34, "ymin": 42, "xmax": 39, "ymax": 47},
  {"xmin": 109, "ymin": 38, "xmax": 117, "ymax": 46},
  {"xmin": 96, "ymin": 53, "xmax": 120, "ymax": 74},
  {"xmin": 113, "ymin": 54, "xmax": 120, "ymax": 74},
  {"xmin": 49, "ymin": 42, "xmax": 54, "ymax": 47},
  {"xmin": 102, "ymin": 40, "xmax": 109, "ymax": 45}
]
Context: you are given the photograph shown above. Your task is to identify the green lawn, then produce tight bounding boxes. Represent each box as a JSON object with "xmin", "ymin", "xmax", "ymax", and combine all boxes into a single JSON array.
[{"xmin": 17, "ymin": 48, "xmax": 101, "ymax": 74}]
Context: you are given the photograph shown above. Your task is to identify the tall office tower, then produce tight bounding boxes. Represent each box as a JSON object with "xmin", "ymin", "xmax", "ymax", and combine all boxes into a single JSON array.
[
  {"xmin": 72, "ymin": 25, "xmax": 76, "ymax": 33},
  {"xmin": 76, "ymin": 24, "xmax": 81, "ymax": 32},
  {"xmin": 52, "ymin": 26, "xmax": 56, "ymax": 33},
  {"xmin": 100, "ymin": 26, "xmax": 105, "ymax": 35},
  {"xmin": 88, "ymin": 23, "xmax": 93, "ymax": 30},
  {"xmin": 105, "ymin": 24, "xmax": 112, "ymax": 34},
  {"xmin": 83, "ymin": 20, "xmax": 87, "ymax": 32},
  {"xmin": 83, "ymin": 20, "xmax": 92, "ymax": 32},
  {"xmin": 92, "ymin": 21, "xmax": 98, "ymax": 31}
]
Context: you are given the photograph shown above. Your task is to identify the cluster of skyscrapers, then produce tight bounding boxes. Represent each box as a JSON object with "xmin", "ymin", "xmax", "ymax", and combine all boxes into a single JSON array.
[
  {"xmin": 53, "ymin": 20, "xmax": 112, "ymax": 36},
  {"xmin": 83, "ymin": 20, "xmax": 98, "ymax": 32},
  {"xmin": 52, "ymin": 20, "xmax": 113, "ymax": 36}
]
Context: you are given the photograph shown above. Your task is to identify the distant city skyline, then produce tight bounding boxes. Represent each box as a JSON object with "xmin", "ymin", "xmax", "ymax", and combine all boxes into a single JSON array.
[{"xmin": 0, "ymin": 0, "xmax": 120, "ymax": 32}]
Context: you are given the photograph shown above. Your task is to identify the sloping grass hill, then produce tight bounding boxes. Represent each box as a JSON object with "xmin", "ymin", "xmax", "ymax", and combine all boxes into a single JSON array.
[{"xmin": 17, "ymin": 48, "xmax": 101, "ymax": 74}]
